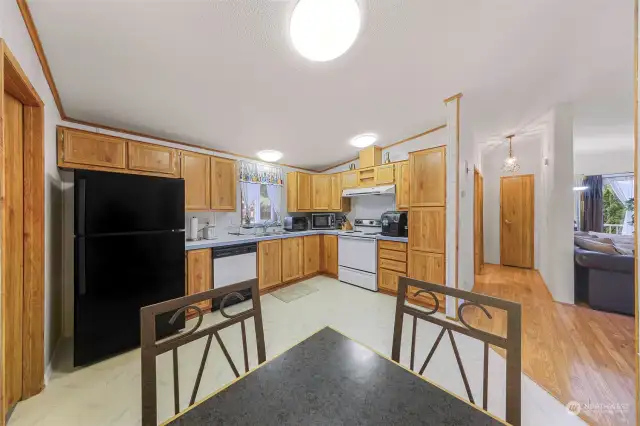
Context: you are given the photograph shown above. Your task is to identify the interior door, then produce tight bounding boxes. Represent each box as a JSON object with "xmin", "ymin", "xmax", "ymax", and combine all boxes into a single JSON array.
[
  {"xmin": 474, "ymin": 170, "xmax": 484, "ymax": 275},
  {"xmin": 500, "ymin": 174, "xmax": 534, "ymax": 268},
  {"xmin": 3, "ymin": 92, "xmax": 24, "ymax": 416}
]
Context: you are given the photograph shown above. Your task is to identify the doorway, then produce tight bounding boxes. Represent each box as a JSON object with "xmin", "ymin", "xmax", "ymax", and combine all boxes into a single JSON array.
[
  {"xmin": 0, "ymin": 39, "xmax": 45, "ymax": 424},
  {"xmin": 500, "ymin": 174, "xmax": 534, "ymax": 268}
]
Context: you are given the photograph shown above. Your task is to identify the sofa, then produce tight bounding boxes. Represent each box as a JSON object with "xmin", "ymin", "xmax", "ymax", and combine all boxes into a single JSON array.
[{"xmin": 574, "ymin": 232, "xmax": 635, "ymax": 316}]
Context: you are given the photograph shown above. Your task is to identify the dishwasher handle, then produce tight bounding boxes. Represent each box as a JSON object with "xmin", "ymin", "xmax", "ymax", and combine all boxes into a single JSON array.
[{"xmin": 213, "ymin": 243, "xmax": 257, "ymax": 259}]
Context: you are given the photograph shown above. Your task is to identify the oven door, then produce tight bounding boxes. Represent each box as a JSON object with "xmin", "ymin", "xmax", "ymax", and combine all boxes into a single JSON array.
[
  {"xmin": 338, "ymin": 236, "xmax": 377, "ymax": 273},
  {"xmin": 312, "ymin": 214, "xmax": 335, "ymax": 229}
]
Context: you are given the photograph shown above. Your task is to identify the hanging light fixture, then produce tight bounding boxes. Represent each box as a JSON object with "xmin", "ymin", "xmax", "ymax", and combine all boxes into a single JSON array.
[{"xmin": 502, "ymin": 134, "xmax": 520, "ymax": 173}]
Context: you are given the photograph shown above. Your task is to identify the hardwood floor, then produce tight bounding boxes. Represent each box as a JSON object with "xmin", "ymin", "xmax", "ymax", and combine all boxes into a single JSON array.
[{"xmin": 467, "ymin": 264, "xmax": 635, "ymax": 426}]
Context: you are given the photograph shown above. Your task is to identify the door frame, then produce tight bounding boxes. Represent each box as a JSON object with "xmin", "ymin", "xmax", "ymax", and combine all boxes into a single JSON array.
[
  {"xmin": 499, "ymin": 174, "xmax": 534, "ymax": 268},
  {"xmin": 0, "ymin": 39, "xmax": 45, "ymax": 423},
  {"xmin": 474, "ymin": 168, "xmax": 484, "ymax": 275}
]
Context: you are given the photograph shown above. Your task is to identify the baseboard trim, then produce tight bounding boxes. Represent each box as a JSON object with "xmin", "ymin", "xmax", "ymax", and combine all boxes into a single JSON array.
[{"xmin": 44, "ymin": 337, "xmax": 63, "ymax": 386}]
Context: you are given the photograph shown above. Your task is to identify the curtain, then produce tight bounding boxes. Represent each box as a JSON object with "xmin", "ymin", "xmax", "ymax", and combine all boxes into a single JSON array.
[
  {"xmin": 266, "ymin": 184, "xmax": 282, "ymax": 224},
  {"xmin": 574, "ymin": 174, "xmax": 584, "ymax": 231},
  {"xmin": 582, "ymin": 175, "xmax": 603, "ymax": 232},
  {"xmin": 604, "ymin": 175, "xmax": 634, "ymax": 235},
  {"xmin": 239, "ymin": 161, "xmax": 283, "ymax": 225},
  {"xmin": 239, "ymin": 161, "xmax": 283, "ymax": 185}
]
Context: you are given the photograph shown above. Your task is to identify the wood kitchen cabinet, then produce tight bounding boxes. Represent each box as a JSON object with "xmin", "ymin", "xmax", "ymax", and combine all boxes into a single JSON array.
[
  {"xmin": 408, "ymin": 207, "xmax": 445, "ymax": 253},
  {"xmin": 287, "ymin": 172, "xmax": 312, "ymax": 212},
  {"xmin": 181, "ymin": 151, "xmax": 211, "ymax": 211},
  {"xmin": 282, "ymin": 237, "xmax": 305, "ymax": 282},
  {"xmin": 303, "ymin": 235, "xmax": 320, "ymax": 276},
  {"xmin": 127, "ymin": 141, "xmax": 179, "ymax": 177},
  {"xmin": 409, "ymin": 146, "xmax": 446, "ymax": 207},
  {"xmin": 57, "ymin": 127, "xmax": 127, "ymax": 171},
  {"xmin": 258, "ymin": 240, "xmax": 282, "ymax": 290},
  {"xmin": 329, "ymin": 174, "xmax": 350, "ymax": 212},
  {"xmin": 408, "ymin": 250, "xmax": 445, "ymax": 307},
  {"xmin": 211, "ymin": 156, "xmax": 236, "ymax": 211},
  {"xmin": 395, "ymin": 161, "xmax": 410, "ymax": 211},
  {"xmin": 378, "ymin": 268, "xmax": 405, "ymax": 294},
  {"xmin": 186, "ymin": 249, "xmax": 212, "ymax": 313},
  {"xmin": 377, "ymin": 241, "xmax": 407, "ymax": 295},
  {"xmin": 320, "ymin": 235, "xmax": 338, "ymax": 276},
  {"xmin": 312, "ymin": 175, "xmax": 331, "ymax": 211},
  {"xmin": 341, "ymin": 170, "xmax": 358, "ymax": 189},
  {"xmin": 375, "ymin": 164, "xmax": 395, "ymax": 185}
]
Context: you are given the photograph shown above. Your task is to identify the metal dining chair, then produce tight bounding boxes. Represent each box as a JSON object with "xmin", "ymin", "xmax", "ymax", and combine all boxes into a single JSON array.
[
  {"xmin": 140, "ymin": 278, "xmax": 266, "ymax": 426},
  {"xmin": 392, "ymin": 277, "xmax": 522, "ymax": 426}
]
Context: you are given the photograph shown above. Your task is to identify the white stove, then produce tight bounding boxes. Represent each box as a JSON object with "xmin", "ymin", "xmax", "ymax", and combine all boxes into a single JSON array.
[{"xmin": 338, "ymin": 219, "xmax": 381, "ymax": 291}]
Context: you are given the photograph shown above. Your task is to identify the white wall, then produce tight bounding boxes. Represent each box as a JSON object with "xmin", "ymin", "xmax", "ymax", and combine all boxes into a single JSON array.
[
  {"xmin": 538, "ymin": 105, "xmax": 575, "ymax": 304},
  {"xmin": 574, "ymin": 148, "xmax": 634, "ymax": 175},
  {"xmin": 1, "ymin": 0, "xmax": 65, "ymax": 371},
  {"xmin": 481, "ymin": 135, "xmax": 543, "ymax": 268}
]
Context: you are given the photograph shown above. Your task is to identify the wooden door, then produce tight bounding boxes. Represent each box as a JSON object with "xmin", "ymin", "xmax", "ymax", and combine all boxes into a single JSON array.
[
  {"xmin": 375, "ymin": 164, "xmax": 395, "ymax": 184},
  {"xmin": 3, "ymin": 92, "xmax": 24, "ymax": 414},
  {"xmin": 320, "ymin": 235, "xmax": 338, "ymax": 276},
  {"xmin": 312, "ymin": 174, "xmax": 331, "ymax": 211},
  {"xmin": 408, "ymin": 207, "xmax": 445, "ymax": 253},
  {"xmin": 303, "ymin": 235, "xmax": 320, "ymax": 275},
  {"xmin": 395, "ymin": 162, "xmax": 410, "ymax": 211},
  {"xmin": 58, "ymin": 128, "xmax": 127, "ymax": 170},
  {"xmin": 282, "ymin": 237, "xmax": 304, "ymax": 282},
  {"xmin": 474, "ymin": 170, "xmax": 484, "ymax": 275},
  {"xmin": 258, "ymin": 240, "xmax": 282, "ymax": 289},
  {"xmin": 286, "ymin": 172, "xmax": 299, "ymax": 212},
  {"xmin": 341, "ymin": 170, "xmax": 358, "ymax": 189},
  {"xmin": 181, "ymin": 151, "xmax": 211, "ymax": 211},
  {"xmin": 330, "ymin": 175, "xmax": 341, "ymax": 211},
  {"xmin": 186, "ymin": 249, "xmax": 212, "ymax": 312},
  {"xmin": 500, "ymin": 174, "xmax": 534, "ymax": 268},
  {"xmin": 409, "ymin": 146, "xmax": 446, "ymax": 206},
  {"xmin": 297, "ymin": 173, "xmax": 311, "ymax": 211},
  {"xmin": 211, "ymin": 157, "xmax": 236, "ymax": 211}
]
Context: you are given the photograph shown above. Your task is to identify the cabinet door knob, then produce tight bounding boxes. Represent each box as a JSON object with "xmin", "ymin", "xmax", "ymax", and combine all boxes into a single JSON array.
[{"xmin": 504, "ymin": 219, "xmax": 512, "ymax": 225}]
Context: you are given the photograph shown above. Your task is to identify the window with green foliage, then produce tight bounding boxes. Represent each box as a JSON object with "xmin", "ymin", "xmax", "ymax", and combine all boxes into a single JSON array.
[{"xmin": 603, "ymin": 184, "xmax": 625, "ymax": 225}]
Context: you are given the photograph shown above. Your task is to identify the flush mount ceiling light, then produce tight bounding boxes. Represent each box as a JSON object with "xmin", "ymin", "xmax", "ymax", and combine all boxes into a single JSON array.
[
  {"xmin": 502, "ymin": 134, "xmax": 520, "ymax": 174},
  {"xmin": 290, "ymin": 0, "xmax": 361, "ymax": 62},
  {"xmin": 350, "ymin": 134, "xmax": 377, "ymax": 148},
  {"xmin": 257, "ymin": 150, "xmax": 283, "ymax": 162}
]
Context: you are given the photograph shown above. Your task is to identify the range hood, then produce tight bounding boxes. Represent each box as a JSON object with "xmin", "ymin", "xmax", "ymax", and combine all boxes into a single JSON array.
[{"xmin": 342, "ymin": 185, "xmax": 396, "ymax": 197}]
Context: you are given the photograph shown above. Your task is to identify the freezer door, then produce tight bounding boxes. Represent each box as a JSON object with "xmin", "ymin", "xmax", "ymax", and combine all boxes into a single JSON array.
[
  {"xmin": 74, "ymin": 230, "xmax": 185, "ymax": 366},
  {"xmin": 75, "ymin": 169, "xmax": 184, "ymax": 236}
]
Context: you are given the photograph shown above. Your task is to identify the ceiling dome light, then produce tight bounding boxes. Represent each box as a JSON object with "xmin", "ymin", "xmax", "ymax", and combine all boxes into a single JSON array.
[
  {"xmin": 290, "ymin": 0, "xmax": 361, "ymax": 62},
  {"xmin": 350, "ymin": 134, "xmax": 377, "ymax": 148},
  {"xmin": 257, "ymin": 150, "xmax": 283, "ymax": 162}
]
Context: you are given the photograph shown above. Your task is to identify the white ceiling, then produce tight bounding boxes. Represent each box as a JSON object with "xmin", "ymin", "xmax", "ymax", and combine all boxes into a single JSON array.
[{"xmin": 28, "ymin": 0, "xmax": 635, "ymax": 170}]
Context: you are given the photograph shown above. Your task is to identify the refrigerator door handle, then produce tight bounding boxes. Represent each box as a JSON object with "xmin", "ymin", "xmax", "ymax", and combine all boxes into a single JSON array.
[
  {"xmin": 77, "ymin": 178, "xmax": 86, "ymax": 236},
  {"xmin": 78, "ymin": 238, "xmax": 86, "ymax": 296}
]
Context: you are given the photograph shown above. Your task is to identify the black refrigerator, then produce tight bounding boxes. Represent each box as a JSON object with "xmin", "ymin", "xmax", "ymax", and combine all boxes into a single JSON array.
[{"xmin": 74, "ymin": 170, "xmax": 186, "ymax": 367}]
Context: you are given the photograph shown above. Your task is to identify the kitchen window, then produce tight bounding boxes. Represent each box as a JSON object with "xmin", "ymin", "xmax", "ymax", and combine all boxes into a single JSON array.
[
  {"xmin": 241, "ymin": 183, "xmax": 276, "ymax": 224},
  {"xmin": 239, "ymin": 161, "xmax": 283, "ymax": 226}
]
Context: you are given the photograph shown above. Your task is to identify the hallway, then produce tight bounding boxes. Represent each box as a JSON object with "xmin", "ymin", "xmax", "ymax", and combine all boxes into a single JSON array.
[{"xmin": 469, "ymin": 264, "xmax": 635, "ymax": 426}]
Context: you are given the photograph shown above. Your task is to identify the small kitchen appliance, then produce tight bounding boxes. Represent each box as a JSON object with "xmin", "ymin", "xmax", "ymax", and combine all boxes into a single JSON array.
[
  {"xmin": 284, "ymin": 216, "xmax": 309, "ymax": 232},
  {"xmin": 381, "ymin": 211, "xmax": 408, "ymax": 237},
  {"xmin": 311, "ymin": 213, "xmax": 336, "ymax": 230}
]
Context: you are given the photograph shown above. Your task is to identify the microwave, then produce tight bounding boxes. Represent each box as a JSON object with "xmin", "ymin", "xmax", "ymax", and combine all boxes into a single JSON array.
[
  {"xmin": 311, "ymin": 213, "xmax": 336, "ymax": 230},
  {"xmin": 284, "ymin": 216, "xmax": 309, "ymax": 232}
]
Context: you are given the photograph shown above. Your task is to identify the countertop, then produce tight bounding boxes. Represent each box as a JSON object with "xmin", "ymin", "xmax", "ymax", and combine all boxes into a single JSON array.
[{"xmin": 185, "ymin": 230, "xmax": 408, "ymax": 250}]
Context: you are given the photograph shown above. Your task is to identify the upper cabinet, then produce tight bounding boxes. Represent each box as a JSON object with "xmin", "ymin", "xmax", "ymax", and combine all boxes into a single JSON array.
[
  {"xmin": 312, "ymin": 175, "xmax": 331, "ymax": 211},
  {"xmin": 341, "ymin": 170, "xmax": 358, "ymax": 189},
  {"xmin": 395, "ymin": 161, "xmax": 410, "ymax": 211},
  {"xmin": 409, "ymin": 146, "xmax": 446, "ymax": 207},
  {"xmin": 181, "ymin": 151, "xmax": 211, "ymax": 211},
  {"xmin": 297, "ymin": 173, "xmax": 312, "ymax": 211},
  {"xmin": 128, "ymin": 141, "xmax": 179, "ymax": 177},
  {"xmin": 211, "ymin": 157, "xmax": 236, "ymax": 211},
  {"xmin": 58, "ymin": 127, "xmax": 126, "ymax": 171},
  {"xmin": 375, "ymin": 164, "xmax": 395, "ymax": 185},
  {"xmin": 359, "ymin": 146, "xmax": 382, "ymax": 168}
]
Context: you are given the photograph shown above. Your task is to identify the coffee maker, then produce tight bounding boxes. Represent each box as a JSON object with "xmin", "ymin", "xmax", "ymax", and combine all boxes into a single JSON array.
[{"xmin": 381, "ymin": 211, "xmax": 408, "ymax": 237}]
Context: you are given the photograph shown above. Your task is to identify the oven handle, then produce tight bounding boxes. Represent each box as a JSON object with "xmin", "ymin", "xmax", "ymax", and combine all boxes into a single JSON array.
[{"xmin": 338, "ymin": 235, "xmax": 377, "ymax": 242}]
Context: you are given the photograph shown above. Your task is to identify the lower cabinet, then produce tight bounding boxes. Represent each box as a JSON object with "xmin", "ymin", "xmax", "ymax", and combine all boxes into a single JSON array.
[
  {"xmin": 378, "ymin": 241, "xmax": 407, "ymax": 295},
  {"xmin": 408, "ymin": 250, "xmax": 445, "ymax": 307},
  {"xmin": 282, "ymin": 237, "xmax": 305, "ymax": 282},
  {"xmin": 186, "ymin": 249, "xmax": 212, "ymax": 313},
  {"xmin": 258, "ymin": 240, "xmax": 282, "ymax": 290},
  {"xmin": 320, "ymin": 235, "xmax": 338, "ymax": 276},
  {"xmin": 378, "ymin": 268, "xmax": 405, "ymax": 293},
  {"xmin": 303, "ymin": 235, "xmax": 320, "ymax": 276}
]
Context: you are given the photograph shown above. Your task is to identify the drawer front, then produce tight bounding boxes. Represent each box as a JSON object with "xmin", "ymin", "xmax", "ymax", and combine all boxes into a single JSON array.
[
  {"xmin": 379, "ymin": 249, "xmax": 406, "ymax": 262},
  {"xmin": 378, "ymin": 240, "xmax": 407, "ymax": 252},
  {"xmin": 379, "ymin": 258, "xmax": 406, "ymax": 273}
]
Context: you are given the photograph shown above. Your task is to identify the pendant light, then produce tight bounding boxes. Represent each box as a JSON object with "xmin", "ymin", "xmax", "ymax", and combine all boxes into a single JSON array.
[{"xmin": 502, "ymin": 134, "xmax": 520, "ymax": 173}]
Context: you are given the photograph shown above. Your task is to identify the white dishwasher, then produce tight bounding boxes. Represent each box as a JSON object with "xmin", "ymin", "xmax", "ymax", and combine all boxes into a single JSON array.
[
  {"xmin": 338, "ymin": 235, "xmax": 378, "ymax": 291},
  {"xmin": 212, "ymin": 243, "xmax": 257, "ymax": 309}
]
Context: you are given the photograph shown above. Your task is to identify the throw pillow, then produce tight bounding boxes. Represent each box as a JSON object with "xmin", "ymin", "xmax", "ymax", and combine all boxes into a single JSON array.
[{"xmin": 574, "ymin": 236, "xmax": 619, "ymax": 255}]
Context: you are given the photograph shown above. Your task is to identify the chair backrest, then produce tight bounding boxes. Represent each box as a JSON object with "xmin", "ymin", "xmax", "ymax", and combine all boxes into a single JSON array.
[
  {"xmin": 392, "ymin": 277, "xmax": 522, "ymax": 426},
  {"xmin": 140, "ymin": 278, "xmax": 265, "ymax": 426}
]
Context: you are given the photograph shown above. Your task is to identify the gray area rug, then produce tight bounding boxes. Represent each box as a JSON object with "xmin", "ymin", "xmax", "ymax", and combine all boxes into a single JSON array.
[{"xmin": 271, "ymin": 282, "xmax": 318, "ymax": 303}]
